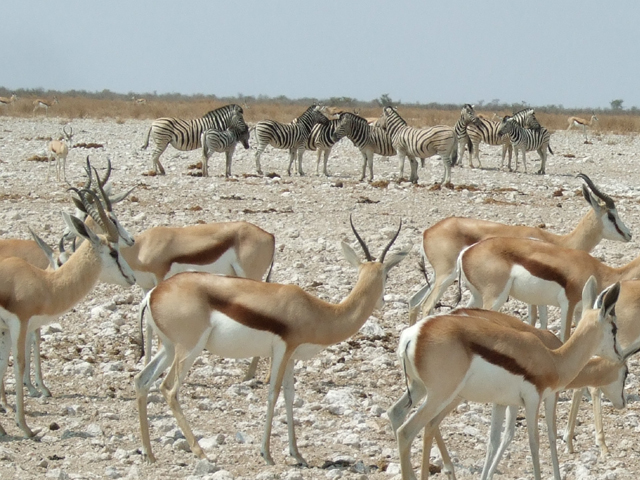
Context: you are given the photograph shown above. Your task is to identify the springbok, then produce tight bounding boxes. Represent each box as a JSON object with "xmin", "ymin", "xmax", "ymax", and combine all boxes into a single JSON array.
[
  {"xmin": 32, "ymin": 96, "xmax": 58, "ymax": 116},
  {"xmin": 47, "ymin": 125, "xmax": 73, "ymax": 182},
  {"xmin": 417, "ymin": 307, "xmax": 630, "ymax": 480},
  {"xmin": 134, "ymin": 218, "xmax": 408, "ymax": 464},
  {"xmin": 388, "ymin": 278, "xmax": 622, "ymax": 480},
  {"xmin": 0, "ymin": 94, "xmax": 17, "ymax": 109},
  {"xmin": 0, "ymin": 190, "xmax": 135, "ymax": 436},
  {"xmin": 567, "ymin": 114, "xmax": 599, "ymax": 134}
]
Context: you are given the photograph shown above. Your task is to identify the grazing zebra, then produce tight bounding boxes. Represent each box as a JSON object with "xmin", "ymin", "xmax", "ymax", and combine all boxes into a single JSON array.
[
  {"xmin": 299, "ymin": 119, "xmax": 345, "ymax": 176},
  {"xmin": 141, "ymin": 104, "xmax": 244, "ymax": 175},
  {"xmin": 454, "ymin": 104, "xmax": 479, "ymax": 167},
  {"xmin": 253, "ymin": 105, "xmax": 329, "ymax": 176},
  {"xmin": 381, "ymin": 106, "xmax": 457, "ymax": 184},
  {"xmin": 331, "ymin": 112, "xmax": 396, "ymax": 181},
  {"xmin": 200, "ymin": 112, "xmax": 250, "ymax": 178},
  {"xmin": 498, "ymin": 115, "xmax": 553, "ymax": 174}
]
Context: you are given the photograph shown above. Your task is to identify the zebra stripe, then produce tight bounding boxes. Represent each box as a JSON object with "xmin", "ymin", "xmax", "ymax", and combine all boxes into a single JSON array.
[
  {"xmin": 253, "ymin": 105, "xmax": 329, "ymax": 176},
  {"xmin": 142, "ymin": 104, "xmax": 244, "ymax": 175},
  {"xmin": 201, "ymin": 112, "xmax": 250, "ymax": 178},
  {"xmin": 331, "ymin": 112, "xmax": 396, "ymax": 181},
  {"xmin": 454, "ymin": 104, "xmax": 479, "ymax": 167},
  {"xmin": 382, "ymin": 107, "xmax": 457, "ymax": 184},
  {"xmin": 300, "ymin": 119, "xmax": 344, "ymax": 176},
  {"xmin": 498, "ymin": 116, "xmax": 553, "ymax": 174}
]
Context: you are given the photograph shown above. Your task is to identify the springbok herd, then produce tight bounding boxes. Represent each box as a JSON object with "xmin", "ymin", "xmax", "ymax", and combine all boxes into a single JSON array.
[{"xmin": 1, "ymin": 106, "xmax": 640, "ymax": 479}]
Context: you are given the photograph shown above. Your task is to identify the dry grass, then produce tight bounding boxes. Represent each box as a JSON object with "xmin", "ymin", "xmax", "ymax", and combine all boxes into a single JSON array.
[{"xmin": 1, "ymin": 95, "xmax": 640, "ymax": 133}]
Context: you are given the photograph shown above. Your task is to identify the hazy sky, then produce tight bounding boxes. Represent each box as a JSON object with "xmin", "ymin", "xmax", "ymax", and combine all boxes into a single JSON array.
[{"xmin": 3, "ymin": 1, "xmax": 639, "ymax": 109}]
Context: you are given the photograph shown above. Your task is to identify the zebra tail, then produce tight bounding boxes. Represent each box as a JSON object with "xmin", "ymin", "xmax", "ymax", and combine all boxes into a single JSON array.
[
  {"xmin": 466, "ymin": 136, "xmax": 473, "ymax": 156},
  {"xmin": 451, "ymin": 140, "xmax": 459, "ymax": 166},
  {"xmin": 548, "ymin": 144, "xmax": 554, "ymax": 155},
  {"xmin": 141, "ymin": 126, "xmax": 151, "ymax": 150}
]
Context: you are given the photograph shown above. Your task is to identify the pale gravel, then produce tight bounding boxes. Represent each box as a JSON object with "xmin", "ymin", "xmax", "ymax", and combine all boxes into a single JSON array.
[{"xmin": 0, "ymin": 116, "xmax": 640, "ymax": 479}]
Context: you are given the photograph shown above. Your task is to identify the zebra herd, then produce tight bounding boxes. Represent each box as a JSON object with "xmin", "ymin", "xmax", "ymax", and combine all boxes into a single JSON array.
[{"xmin": 141, "ymin": 103, "xmax": 554, "ymax": 182}]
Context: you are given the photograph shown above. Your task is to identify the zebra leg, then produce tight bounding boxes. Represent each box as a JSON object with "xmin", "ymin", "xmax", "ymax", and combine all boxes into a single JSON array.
[
  {"xmin": 537, "ymin": 148, "xmax": 546, "ymax": 175},
  {"xmin": 322, "ymin": 149, "xmax": 330, "ymax": 176},
  {"xmin": 254, "ymin": 147, "xmax": 265, "ymax": 175},
  {"xmin": 287, "ymin": 149, "xmax": 296, "ymax": 176},
  {"xmin": 408, "ymin": 156, "xmax": 419, "ymax": 184},
  {"xmin": 457, "ymin": 138, "xmax": 467, "ymax": 167},
  {"xmin": 442, "ymin": 155, "xmax": 452, "ymax": 185},
  {"xmin": 151, "ymin": 146, "xmax": 168, "ymax": 175},
  {"xmin": 297, "ymin": 147, "xmax": 305, "ymax": 176},
  {"xmin": 225, "ymin": 150, "xmax": 232, "ymax": 178},
  {"xmin": 521, "ymin": 150, "xmax": 527, "ymax": 173},
  {"xmin": 315, "ymin": 150, "xmax": 322, "ymax": 175},
  {"xmin": 397, "ymin": 154, "xmax": 406, "ymax": 180}
]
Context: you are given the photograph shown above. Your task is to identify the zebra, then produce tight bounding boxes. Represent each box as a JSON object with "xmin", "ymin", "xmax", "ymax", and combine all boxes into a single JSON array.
[
  {"xmin": 200, "ymin": 111, "xmax": 250, "ymax": 178},
  {"xmin": 497, "ymin": 115, "xmax": 553, "ymax": 174},
  {"xmin": 299, "ymin": 119, "xmax": 345, "ymax": 176},
  {"xmin": 381, "ymin": 106, "xmax": 457, "ymax": 184},
  {"xmin": 330, "ymin": 112, "xmax": 396, "ymax": 181},
  {"xmin": 141, "ymin": 104, "xmax": 244, "ymax": 175},
  {"xmin": 463, "ymin": 107, "xmax": 542, "ymax": 169},
  {"xmin": 454, "ymin": 104, "xmax": 479, "ymax": 167},
  {"xmin": 253, "ymin": 105, "xmax": 329, "ymax": 176}
]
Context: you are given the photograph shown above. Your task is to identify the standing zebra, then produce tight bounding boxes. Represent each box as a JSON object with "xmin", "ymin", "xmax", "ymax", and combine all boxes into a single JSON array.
[
  {"xmin": 141, "ymin": 104, "xmax": 244, "ymax": 175},
  {"xmin": 454, "ymin": 104, "xmax": 479, "ymax": 167},
  {"xmin": 498, "ymin": 115, "xmax": 553, "ymax": 174},
  {"xmin": 200, "ymin": 111, "xmax": 250, "ymax": 178},
  {"xmin": 331, "ymin": 112, "xmax": 396, "ymax": 181},
  {"xmin": 300, "ymin": 119, "xmax": 345, "ymax": 176},
  {"xmin": 381, "ymin": 106, "xmax": 457, "ymax": 184},
  {"xmin": 253, "ymin": 105, "xmax": 329, "ymax": 176}
]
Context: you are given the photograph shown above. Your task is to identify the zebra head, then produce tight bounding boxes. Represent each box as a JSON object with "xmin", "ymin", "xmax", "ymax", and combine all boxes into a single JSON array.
[
  {"xmin": 331, "ymin": 112, "xmax": 366, "ymax": 142},
  {"xmin": 229, "ymin": 112, "xmax": 250, "ymax": 149},
  {"xmin": 497, "ymin": 116, "xmax": 516, "ymax": 137},
  {"xmin": 382, "ymin": 106, "xmax": 406, "ymax": 137},
  {"xmin": 461, "ymin": 104, "xmax": 481, "ymax": 127},
  {"xmin": 512, "ymin": 107, "xmax": 541, "ymax": 129}
]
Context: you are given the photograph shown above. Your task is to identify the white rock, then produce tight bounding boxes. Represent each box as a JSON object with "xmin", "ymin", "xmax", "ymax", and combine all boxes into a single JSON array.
[
  {"xmin": 193, "ymin": 459, "xmax": 219, "ymax": 475},
  {"xmin": 46, "ymin": 469, "xmax": 69, "ymax": 479}
]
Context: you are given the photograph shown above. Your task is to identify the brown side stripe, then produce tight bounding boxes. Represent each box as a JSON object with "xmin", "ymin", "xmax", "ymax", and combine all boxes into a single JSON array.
[
  {"xmin": 207, "ymin": 293, "xmax": 289, "ymax": 338},
  {"xmin": 505, "ymin": 251, "xmax": 569, "ymax": 289},
  {"xmin": 172, "ymin": 236, "xmax": 235, "ymax": 267},
  {"xmin": 470, "ymin": 341, "xmax": 542, "ymax": 390}
]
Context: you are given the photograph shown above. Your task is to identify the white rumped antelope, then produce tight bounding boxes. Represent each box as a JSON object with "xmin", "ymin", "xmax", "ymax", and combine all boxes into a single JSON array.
[
  {"xmin": 132, "ymin": 96, "xmax": 147, "ymax": 105},
  {"xmin": 388, "ymin": 278, "xmax": 622, "ymax": 480},
  {"xmin": 32, "ymin": 96, "xmax": 58, "ymax": 116},
  {"xmin": 134, "ymin": 218, "xmax": 408, "ymax": 464},
  {"xmin": 420, "ymin": 307, "xmax": 629, "ymax": 480},
  {"xmin": 567, "ymin": 114, "xmax": 599, "ymax": 134},
  {"xmin": 564, "ymin": 278, "xmax": 640, "ymax": 457},
  {"xmin": 0, "ymin": 94, "xmax": 17, "ymax": 109},
  {"xmin": 408, "ymin": 173, "xmax": 631, "ymax": 325},
  {"xmin": 0, "ymin": 190, "xmax": 135, "ymax": 436},
  {"xmin": 47, "ymin": 125, "xmax": 73, "ymax": 182},
  {"xmin": 457, "ymin": 230, "xmax": 640, "ymax": 341}
]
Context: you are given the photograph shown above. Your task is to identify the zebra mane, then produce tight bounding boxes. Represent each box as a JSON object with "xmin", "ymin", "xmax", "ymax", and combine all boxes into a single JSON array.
[{"xmin": 202, "ymin": 104, "xmax": 243, "ymax": 120}]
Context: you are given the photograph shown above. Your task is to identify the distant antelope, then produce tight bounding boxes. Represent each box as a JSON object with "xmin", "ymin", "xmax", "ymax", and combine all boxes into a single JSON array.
[
  {"xmin": 47, "ymin": 125, "xmax": 73, "ymax": 182},
  {"xmin": 567, "ymin": 114, "xmax": 599, "ymax": 136},
  {"xmin": 0, "ymin": 94, "xmax": 17, "ymax": 109},
  {"xmin": 132, "ymin": 96, "xmax": 147, "ymax": 105},
  {"xmin": 32, "ymin": 96, "xmax": 58, "ymax": 116}
]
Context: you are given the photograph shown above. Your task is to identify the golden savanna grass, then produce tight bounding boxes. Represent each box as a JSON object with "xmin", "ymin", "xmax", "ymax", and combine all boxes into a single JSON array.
[{"xmin": 2, "ymin": 95, "xmax": 640, "ymax": 133}]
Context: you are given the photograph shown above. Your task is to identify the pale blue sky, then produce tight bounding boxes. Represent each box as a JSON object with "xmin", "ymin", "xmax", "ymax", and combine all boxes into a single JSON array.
[{"xmin": 3, "ymin": 1, "xmax": 639, "ymax": 109}]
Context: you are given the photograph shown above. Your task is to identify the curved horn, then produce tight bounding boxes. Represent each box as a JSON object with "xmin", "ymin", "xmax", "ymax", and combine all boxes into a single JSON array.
[
  {"xmin": 83, "ymin": 156, "xmax": 93, "ymax": 190},
  {"xmin": 76, "ymin": 188, "xmax": 118, "ymax": 241},
  {"xmin": 63, "ymin": 125, "xmax": 73, "ymax": 139},
  {"xmin": 379, "ymin": 220, "xmax": 403, "ymax": 264},
  {"xmin": 349, "ymin": 215, "xmax": 372, "ymax": 262},
  {"xmin": 577, "ymin": 173, "xmax": 615, "ymax": 208},
  {"xmin": 93, "ymin": 166, "xmax": 112, "ymax": 212},
  {"xmin": 99, "ymin": 157, "xmax": 112, "ymax": 188},
  {"xmin": 58, "ymin": 236, "xmax": 66, "ymax": 254}
]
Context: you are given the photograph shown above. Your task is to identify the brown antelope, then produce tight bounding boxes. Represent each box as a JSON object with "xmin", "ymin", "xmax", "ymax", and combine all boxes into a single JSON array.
[
  {"xmin": 134, "ymin": 218, "xmax": 408, "ymax": 464},
  {"xmin": 457, "ymin": 232, "xmax": 640, "ymax": 341},
  {"xmin": 0, "ymin": 94, "xmax": 17, "ymax": 109},
  {"xmin": 132, "ymin": 96, "xmax": 147, "ymax": 105},
  {"xmin": 0, "ymin": 190, "xmax": 135, "ymax": 436},
  {"xmin": 567, "ymin": 114, "xmax": 599, "ymax": 134},
  {"xmin": 47, "ymin": 125, "xmax": 73, "ymax": 182},
  {"xmin": 408, "ymin": 173, "xmax": 631, "ymax": 325},
  {"xmin": 416, "ymin": 308, "xmax": 629, "ymax": 480},
  {"xmin": 388, "ymin": 278, "xmax": 622, "ymax": 480},
  {"xmin": 564, "ymin": 278, "xmax": 640, "ymax": 457},
  {"xmin": 32, "ymin": 96, "xmax": 58, "ymax": 116}
]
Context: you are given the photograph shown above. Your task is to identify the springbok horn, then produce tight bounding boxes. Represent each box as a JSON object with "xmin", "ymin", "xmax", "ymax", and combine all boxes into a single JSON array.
[
  {"xmin": 349, "ymin": 214, "xmax": 372, "ymax": 262},
  {"xmin": 379, "ymin": 220, "xmax": 403, "ymax": 264},
  {"xmin": 577, "ymin": 173, "xmax": 615, "ymax": 209},
  {"xmin": 93, "ymin": 166, "xmax": 112, "ymax": 212}
]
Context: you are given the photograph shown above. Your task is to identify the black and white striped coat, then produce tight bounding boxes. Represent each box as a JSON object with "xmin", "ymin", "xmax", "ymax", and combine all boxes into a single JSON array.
[
  {"xmin": 454, "ymin": 104, "xmax": 479, "ymax": 167},
  {"xmin": 498, "ymin": 116, "xmax": 553, "ymax": 174},
  {"xmin": 331, "ymin": 112, "xmax": 396, "ymax": 181},
  {"xmin": 200, "ymin": 112, "xmax": 250, "ymax": 178},
  {"xmin": 142, "ymin": 104, "xmax": 244, "ymax": 175},
  {"xmin": 382, "ymin": 107, "xmax": 457, "ymax": 184},
  {"xmin": 253, "ymin": 105, "xmax": 329, "ymax": 176},
  {"xmin": 299, "ymin": 119, "xmax": 344, "ymax": 176}
]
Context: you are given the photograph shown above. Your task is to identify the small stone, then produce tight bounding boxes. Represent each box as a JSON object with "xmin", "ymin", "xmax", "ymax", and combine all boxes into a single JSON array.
[
  {"xmin": 105, "ymin": 466, "xmax": 123, "ymax": 479},
  {"xmin": 45, "ymin": 469, "xmax": 69, "ymax": 480},
  {"xmin": 86, "ymin": 423, "xmax": 104, "ymax": 437},
  {"xmin": 49, "ymin": 422, "xmax": 60, "ymax": 431},
  {"xmin": 210, "ymin": 470, "xmax": 234, "ymax": 480},
  {"xmin": 193, "ymin": 459, "xmax": 219, "ymax": 475},
  {"xmin": 173, "ymin": 438, "xmax": 191, "ymax": 452}
]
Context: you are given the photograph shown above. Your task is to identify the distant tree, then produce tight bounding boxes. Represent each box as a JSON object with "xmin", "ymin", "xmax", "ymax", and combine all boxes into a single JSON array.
[
  {"xmin": 377, "ymin": 93, "xmax": 394, "ymax": 107},
  {"xmin": 610, "ymin": 99, "xmax": 624, "ymax": 111}
]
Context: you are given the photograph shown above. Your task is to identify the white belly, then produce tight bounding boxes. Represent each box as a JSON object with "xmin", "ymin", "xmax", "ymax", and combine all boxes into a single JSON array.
[
  {"xmin": 206, "ymin": 311, "xmax": 279, "ymax": 359},
  {"xmin": 166, "ymin": 248, "xmax": 238, "ymax": 278},
  {"xmin": 460, "ymin": 356, "xmax": 538, "ymax": 406},
  {"xmin": 510, "ymin": 265, "xmax": 565, "ymax": 307}
]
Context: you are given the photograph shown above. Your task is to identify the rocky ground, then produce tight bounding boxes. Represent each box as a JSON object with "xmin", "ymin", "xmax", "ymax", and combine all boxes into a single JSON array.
[{"xmin": 1, "ymin": 117, "xmax": 640, "ymax": 480}]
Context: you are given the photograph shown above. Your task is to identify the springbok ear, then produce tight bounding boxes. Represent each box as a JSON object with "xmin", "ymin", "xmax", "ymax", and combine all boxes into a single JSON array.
[
  {"xmin": 341, "ymin": 241, "xmax": 362, "ymax": 268},
  {"xmin": 599, "ymin": 282, "xmax": 620, "ymax": 321},
  {"xmin": 383, "ymin": 246, "xmax": 411, "ymax": 273},
  {"xmin": 581, "ymin": 275, "xmax": 598, "ymax": 311},
  {"xmin": 28, "ymin": 227, "xmax": 56, "ymax": 270},
  {"xmin": 581, "ymin": 184, "xmax": 602, "ymax": 212},
  {"xmin": 62, "ymin": 212, "xmax": 98, "ymax": 244}
]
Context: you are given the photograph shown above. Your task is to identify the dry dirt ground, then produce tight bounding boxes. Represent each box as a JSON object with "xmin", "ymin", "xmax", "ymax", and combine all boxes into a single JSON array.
[{"xmin": 1, "ymin": 117, "xmax": 640, "ymax": 480}]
